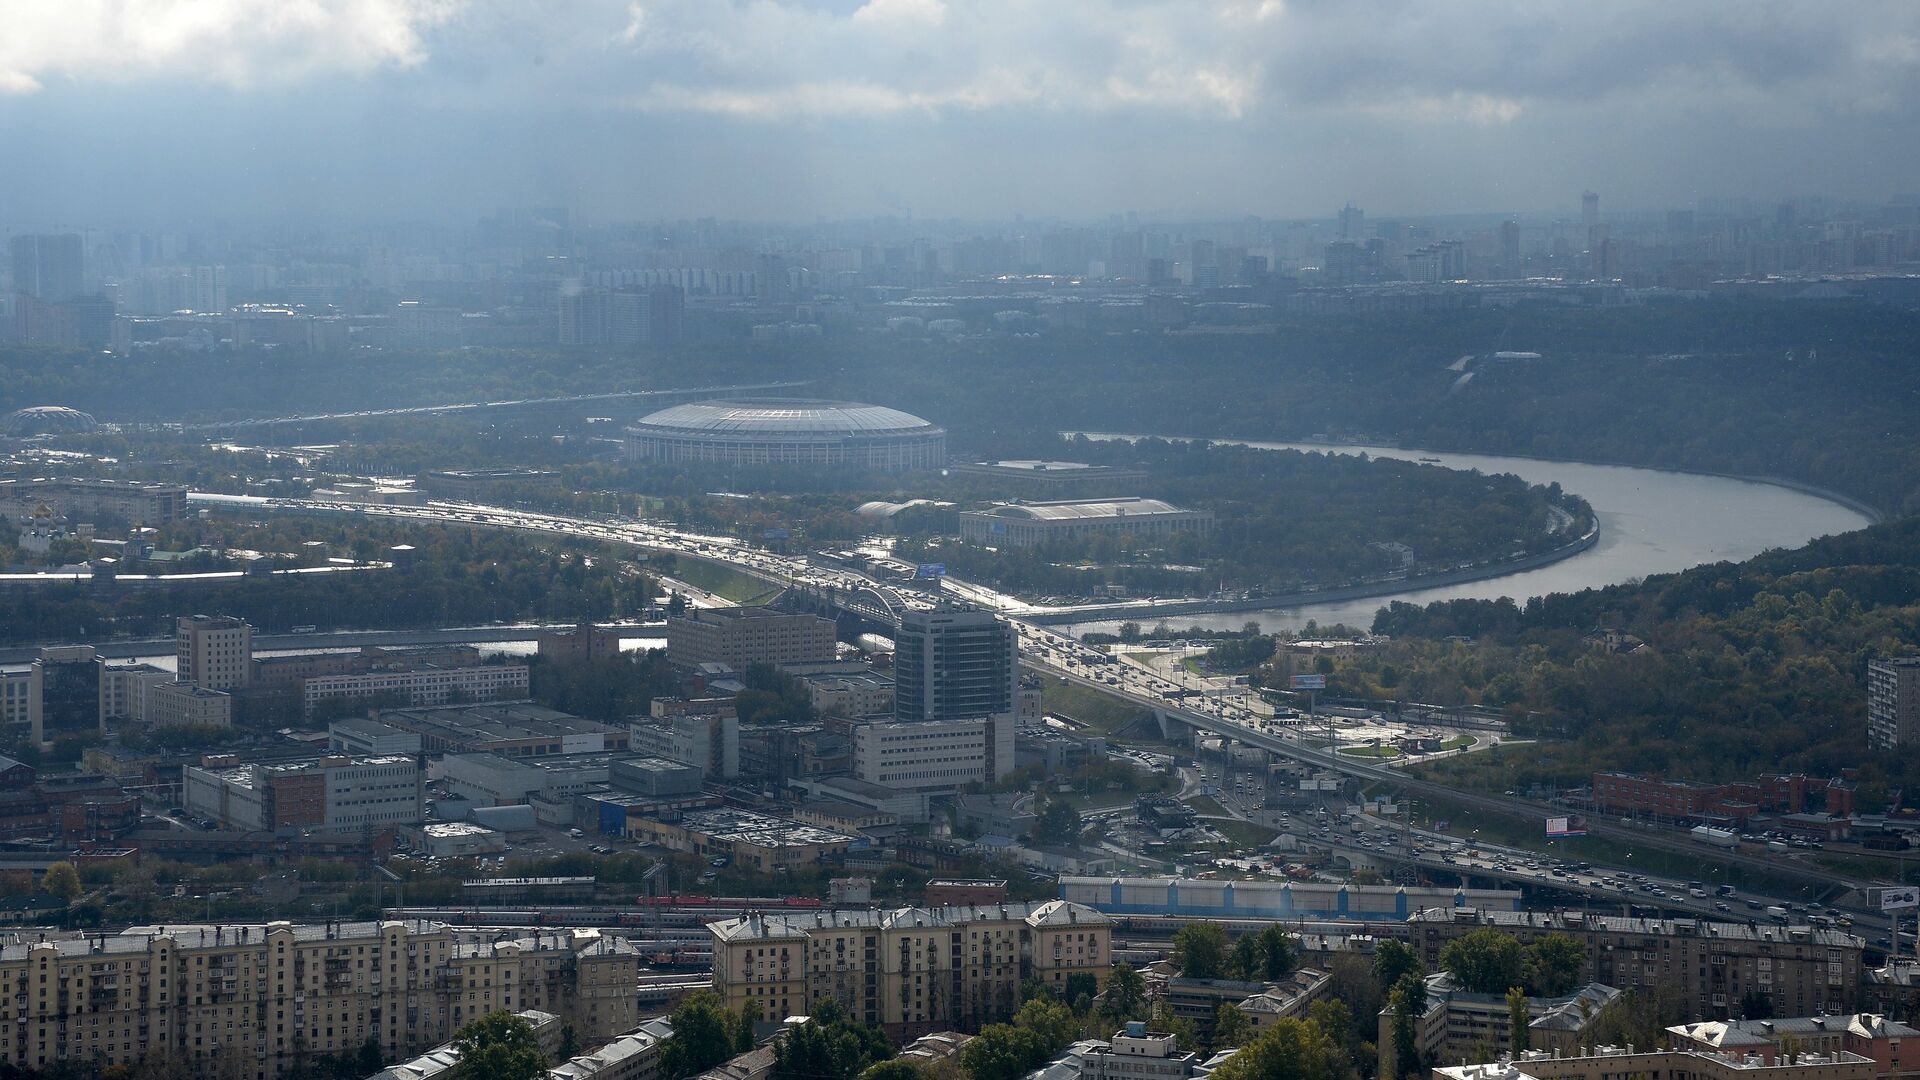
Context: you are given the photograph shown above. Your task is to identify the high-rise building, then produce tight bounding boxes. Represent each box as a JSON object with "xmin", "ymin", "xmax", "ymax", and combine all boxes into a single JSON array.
[
  {"xmin": 191, "ymin": 264, "xmax": 229, "ymax": 312},
  {"xmin": 1339, "ymin": 203, "xmax": 1365, "ymax": 240},
  {"xmin": 28, "ymin": 646, "xmax": 102, "ymax": 745},
  {"xmin": 1868, "ymin": 657, "xmax": 1920, "ymax": 750},
  {"xmin": 1582, "ymin": 191, "xmax": 1600, "ymax": 230},
  {"xmin": 177, "ymin": 615, "xmax": 253, "ymax": 691},
  {"xmin": 665, "ymin": 606, "xmax": 837, "ymax": 670},
  {"xmin": 1499, "ymin": 220, "xmax": 1522, "ymax": 275},
  {"xmin": 894, "ymin": 607, "xmax": 1017, "ymax": 723},
  {"xmin": 8, "ymin": 234, "xmax": 84, "ymax": 302}
]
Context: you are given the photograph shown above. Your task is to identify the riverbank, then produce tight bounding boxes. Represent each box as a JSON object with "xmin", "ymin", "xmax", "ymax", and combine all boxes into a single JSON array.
[
  {"xmin": 1021, "ymin": 520, "xmax": 1600, "ymax": 625},
  {"xmin": 1067, "ymin": 431, "xmax": 1889, "ymax": 525}
]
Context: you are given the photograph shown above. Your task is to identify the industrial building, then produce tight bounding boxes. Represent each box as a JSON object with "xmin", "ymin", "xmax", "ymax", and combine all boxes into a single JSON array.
[
  {"xmin": 624, "ymin": 398, "xmax": 946, "ymax": 472},
  {"xmin": 441, "ymin": 751, "xmax": 623, "ymax": 807},
  {"xmin": 1058, "ymin": 876, "xmax": 1522, "ymax": 921},
  {"xmin": 666, "ymin": 606, "xmax": 837, "ymax": 670},
  {"xmin": 328, "ymin": 716, "xmax": 424, "ymax": 756},
  {"xmin": 630, "ymin": 700, "xmax": 740, "ymax": 779},
  {"xmin": 958, "ymin": 497, "xmax": 1213, "ymax": 548},
  {"xmin": 629, "ymin": 807, "xmax": 857, "ymax": 872},
  {"xmin": 183, "ymin": 754, "xmax": 423, "ymax": 832},
  {"xmin": 851, "ymin": 715, "xmax": 1015, "ymax": 792},
  {"xmin": 708, "ymin": 900, "xmax": 1111, "ymax": 1040},
  {"xmin": 0, "ymin": 920, "xmax": 640, "ymax": 1078},
  {"xmin": 374, "ymin": 702, "xmax": 628, "ymax": 756}
]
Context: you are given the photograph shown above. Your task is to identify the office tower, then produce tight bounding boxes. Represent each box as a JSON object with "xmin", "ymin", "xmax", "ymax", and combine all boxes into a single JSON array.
[
  {"xmin": 28, "ymin": 646, "xmax": 101, "ymax": 745},
  {"xmin": 1500, "ymin": 220, "xmax": 1521, "ymax": 275},
  {"xmin": 1339, "ymin": 203, "xmax": 1365, "ymax": 240},
  {"xmin": 894, "ymin": 607, "xmax": 1017, "ymax": 722},
  {"xmin": 8, "ymin": 234, "xmax": 84, "ymax": 302},
  {"xmin": 1582, "ymin": 191, "xmax": 1600, "ymax": 230},
  {"xmin": 176, "ymin": 615, "xmax": 253, "ymax": 691},
  {"xmin": 1869, "ymin": 657, "xmax": 1920, "ymax": 750}
]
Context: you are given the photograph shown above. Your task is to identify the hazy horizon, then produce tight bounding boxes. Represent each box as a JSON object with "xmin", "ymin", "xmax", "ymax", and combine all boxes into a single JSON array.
[{"xmin": 5, "ymin": 1, "xmax": 1920, "ymax": 227}]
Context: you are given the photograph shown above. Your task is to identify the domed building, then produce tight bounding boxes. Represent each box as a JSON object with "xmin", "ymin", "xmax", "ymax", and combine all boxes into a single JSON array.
[
  {"xmin": 624, "ymin": 398, "xmax": 946, "ymax": 472},
  {"xmin": 2, "ymin": 406, "xmax": 97, "ymax": 437}
]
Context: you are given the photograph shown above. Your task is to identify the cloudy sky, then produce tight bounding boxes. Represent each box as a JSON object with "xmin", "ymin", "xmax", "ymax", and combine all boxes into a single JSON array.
[{"xmin": 4, "ymin": 0, "xmax": 1919, "ymax": 226}]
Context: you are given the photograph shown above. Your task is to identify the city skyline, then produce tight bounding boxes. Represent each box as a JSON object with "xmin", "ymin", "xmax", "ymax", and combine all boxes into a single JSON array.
[{"xmin": 5, "ymin": 2, "xmax": 1920, "ymax": 225}]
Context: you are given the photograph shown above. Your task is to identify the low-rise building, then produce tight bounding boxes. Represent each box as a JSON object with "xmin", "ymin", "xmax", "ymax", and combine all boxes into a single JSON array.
[
  {"xmin": 1380, "ymin": 973, "xmax": 1619, "ymax": 1079},
  {"xmin": 184, "ymin": 753, "xmax": 423, "ymax": 832},
  {"xmin": 403, "ymin": 821, "xmax": 509, "ymax": 856},
  {"xmin": 849, "ymin": 714, "xmax": 1016, "ymax": 792},
  {"xmin": 958, "ymin": 497, "xmax": 1213, "ymax": 548},
  {"xmin": 377, "ymin": 702, "xmax": 629, "ymax": 756},
  {"xmin": 631, "ymin": 808, "xmax": 857, "ymax": 872},
  {"xmin": 147, "ymin": 680, "xmax": 232, "ymax": 728},
  {"xmin": 329, "ymin": 716, "xmax": 424, "ymax": 756},
  {"xmin": 442, "ymin": 751, "xmax": 620, "ymax": 806},
  {"xmin": 631, "ymin": 701, "xmax": 739, "ymax": 779},
  {"xmin": 303, "ymin": 662, "xmax": 529, "ymax": 719},
  {"xmin": 1082, "ymin": 1023, "xmax": 1200, "ymax": 1080}
]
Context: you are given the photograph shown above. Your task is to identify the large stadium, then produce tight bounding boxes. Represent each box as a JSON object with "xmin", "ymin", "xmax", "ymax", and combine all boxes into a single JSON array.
[{"xmin": 624, "ymin": 398, "xmax": 946, "ymax": 472}]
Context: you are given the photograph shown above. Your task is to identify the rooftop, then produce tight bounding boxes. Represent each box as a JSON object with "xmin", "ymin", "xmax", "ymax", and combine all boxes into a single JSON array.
[
  {"xmin": 973, "ymin": 496, "xmax": 1192, "ymax": 521},
  {"xmin": 709, "ymin": 899, "xmax": 1110, "ymax": 942},
  {"xmin": 377, "ymin": 702, "xmax": 620, "ymax": 744},
  {"xmin": 1410, "ymin": 907, "xmax": 1863, "ymax": 948},
  {"xmin": 633, "ymin": 398, "xmax": 940, "ymax": 436},
  {"xmin": 677, "ymin": 808, "xmax": 857, "ymax": 848}
]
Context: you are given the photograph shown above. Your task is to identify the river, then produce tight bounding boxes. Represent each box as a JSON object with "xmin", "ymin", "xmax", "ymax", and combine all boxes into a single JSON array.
[{"xmin": 1066, "ymin": 436, "xmax": 1876, "ymax": 636}]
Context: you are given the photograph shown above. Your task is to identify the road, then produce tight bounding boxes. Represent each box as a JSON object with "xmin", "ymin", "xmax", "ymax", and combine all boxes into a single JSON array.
[{"xmin": 189, "ymin": 492, "xmax": 1896, "ymax": 943}]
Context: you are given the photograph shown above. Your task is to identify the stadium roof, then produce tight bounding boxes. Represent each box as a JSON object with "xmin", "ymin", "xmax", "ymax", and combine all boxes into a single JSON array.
[{"xmin": 632, "ymin": 398, "xmax": 939, "ymax": 436}]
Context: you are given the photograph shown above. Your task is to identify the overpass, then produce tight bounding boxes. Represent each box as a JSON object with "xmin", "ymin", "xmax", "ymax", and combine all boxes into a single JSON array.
[{"xmin": 0, "ymin": 622, "xmax": 663, "ymax": 665}]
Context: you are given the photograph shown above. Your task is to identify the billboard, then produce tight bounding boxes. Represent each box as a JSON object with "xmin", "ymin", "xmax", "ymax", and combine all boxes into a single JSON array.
[
  {"xmin": 1290, "ymin": 674, "xmax": 1327, "ymax": 690},
  {"xmin": 1883, "ymin": 886, "xmax": 1920, "ymax": 910},
  {"xmin": 1546, "ymin": 816, "xmax": 1588, "ymax": 838},
  {"xmin": 916, "ymin": 564, "xmax": 947, "ymax": 579}
]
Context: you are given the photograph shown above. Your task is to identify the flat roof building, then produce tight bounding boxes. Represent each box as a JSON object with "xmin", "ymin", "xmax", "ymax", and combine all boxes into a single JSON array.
[
  {"xmin": 375, "ymin": 702, "xmax": 628, "ymax": 756},
  {"xmin": 666, "ymin": 606, "xmax": 837, "ymax": 670},
  {"xmin": 1432, "ymin": 1047, "xmax": 1874, "ymax": 1080},
  {"xmin": 184, "ymin": 753, "xmax": 423, "ymax": 832},
  {"xmin": 176, "ymin": 614, "xmax": 253, "ymax": 691},
  {"xmin": 629, "ymin": 807, "xmax": 857, "ymax": 873},
  {"xmin": 301, "ymin": 661, "xmax": 529, "ymax": 719},
  {"xmin": 958, "ymin": 497, "xmax": 1212, "ymax": 548},
  {"xmin": 949, "ymin": 460, "xmax": 1152, "ymax": 498}
]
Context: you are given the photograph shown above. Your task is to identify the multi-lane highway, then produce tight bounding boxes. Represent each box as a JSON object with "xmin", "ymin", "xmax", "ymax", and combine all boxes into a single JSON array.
[{"xmin": 184, "ymin": 492, "xmax": 1899, "ymax": 942}]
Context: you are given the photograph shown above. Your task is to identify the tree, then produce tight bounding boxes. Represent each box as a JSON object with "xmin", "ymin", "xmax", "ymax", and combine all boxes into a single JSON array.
[
  {"xmin": 1033, "ymin": 801, "xmax": 1082, "ymax": 845},
  {"xmin": 1104, "ymin": 962, "xmax": 1148, "ymax": 1021},
  {"xmin": 1525, "ymin": 934, "xmax": 1586, "ymax": 997},
  {"xmin": 664, "ymin": 991, "xmax": 747, "ymax": 1080},
  {"xmin": 1173, "ymin": 922, "xmax": 1229, "ymax": 980},
  {"xmin": 1065, "ymin": 973, "xmax": 1100, "ymax": 1011},
  {"xmin": 1213, "ymin": 1003, "xmax": 1254, "ymax": 1051},
  {"xmin": 452, "ymin": 1010, "xmax": 547, "ymax": 1080},
  {"xmin": 863, "ymin": 1064, "xmax": 925, "ymax": 1080},
  {"xmin": 1256, "ymin": 926, "xmax": 1296, "ymax": 980},
  {"xmin": 959, "ymin": 1025, "xmax": 1047, "ymax": 1080},
  {"xmin": 1506, "ymin": 986, "xmax": 1531, "ymax": 1054},
  {"xmin": 1387, "ymin": 987, "xmax": 1422, "ymax": 1080},
  {"xmin": 1439, "ymin": 928, "xmax": 1526, "ymax": 995},
  {"xmin": 355, "ymin": 1035, "xmax": 386, "ymax": 1077},
  {"xmin": 1207, "ymin": 1017, "xmax": 1345, "ymax": 1080},
  {"xmin": 731, "ymin": 998, "xmax": 763, "ymax": 1052},
  {"xmin": 42, "ymin": 861, "xmax": 81, "ymax": 904},
  {"xmin": 1372, "ymin": 940, "xmax": 1422, "ymax": 991},
  {"xmin": 1152, "ymin": 1000, "xmax": 1200, "ymax": 1056},
  {"xmin": 773, "ymin": 1002, "xmax": 892, "ymax": 1080}
]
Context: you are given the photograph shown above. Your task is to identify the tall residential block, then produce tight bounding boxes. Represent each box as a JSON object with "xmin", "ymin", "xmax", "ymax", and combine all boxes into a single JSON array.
[
  {"xmin": 177, "ymin": 615, "xmax": 254, "ymax": 691},
  {"xmin": 1869, "ymin": 657, "xmax": 1920, "ymax": 750},
  {"xmin": 8, "ymin": 233, "xmax": 84, "ymax": 302}
]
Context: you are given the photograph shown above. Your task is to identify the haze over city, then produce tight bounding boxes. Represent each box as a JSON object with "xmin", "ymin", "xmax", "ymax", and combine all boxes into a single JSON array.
[{"xmin": 6, "ymin": 1, "xmax": 1920, "ymax": 223}]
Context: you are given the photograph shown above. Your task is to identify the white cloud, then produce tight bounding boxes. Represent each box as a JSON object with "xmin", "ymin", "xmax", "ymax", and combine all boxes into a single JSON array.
[{"xmin": 0, "ymin": 0, "xmax": 462, "ymax": 94}]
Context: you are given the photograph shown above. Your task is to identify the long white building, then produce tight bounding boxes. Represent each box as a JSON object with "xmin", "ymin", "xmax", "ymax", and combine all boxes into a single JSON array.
[{"xmin": 302, "ymin": 663, "xmax": 529, "ymax": 719}]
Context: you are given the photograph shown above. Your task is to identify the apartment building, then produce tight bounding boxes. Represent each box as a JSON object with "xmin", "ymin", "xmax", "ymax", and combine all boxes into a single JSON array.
[
  {"xmin": 176, "ymin": 615, "xmax": 254, "ymax": 691},
  {"xmin": 0, "ymin": 920, "xmax": 640, "ymax": 1079},
  {"xmin": 1869, "ymin": 658, "xmax": 1920, "ymax": 751},
  {"xmin": 708, "ymin": 900, "xmax": 1111, "ymax": 1040},
  {"xmin": 1434, "ymin": 1047, "xmax": 1874, "ymax": 1080},
  {"xmin": 1669, "ymin": 1015, "xmax": 1920, "ymax": 1080},
  {"xmin": 301, "ymin": 663, "xmax": 529, "ymax": 719},
  {"xmin": 1408, "ymin": 909, "xmax": 1864, "ymax": 1019}
]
